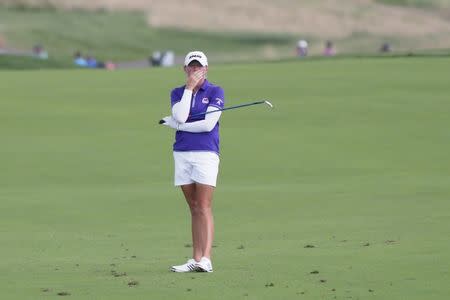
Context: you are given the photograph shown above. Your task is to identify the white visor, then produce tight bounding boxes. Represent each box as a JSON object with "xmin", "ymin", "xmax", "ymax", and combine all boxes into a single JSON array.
[{"xmin": 184, "ymin": 51, "xmax": 208, "ymax": 66}]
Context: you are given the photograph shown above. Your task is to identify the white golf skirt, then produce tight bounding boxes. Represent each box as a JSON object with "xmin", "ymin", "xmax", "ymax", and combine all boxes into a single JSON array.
[{"xmin": 173, "ymin": 151, "xmax": 220, "ymax": 187}]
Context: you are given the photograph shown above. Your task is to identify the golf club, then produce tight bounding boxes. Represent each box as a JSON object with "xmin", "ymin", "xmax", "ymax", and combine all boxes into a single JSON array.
[{"xmin": 159, "ymin": 100, "xmax": 273, "ymax": 124}]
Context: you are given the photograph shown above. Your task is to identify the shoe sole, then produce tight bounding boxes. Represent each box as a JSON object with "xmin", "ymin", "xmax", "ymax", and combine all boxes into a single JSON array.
[
  {"xmin": 196, "ymin": 267, "xmax": 213, "ymax": 273},
  {"xmin": 170, "ymin": 267, "xmax": 213, "ymax": 273},
  {"xmin": 170, "ymin": 268, "xmax": 196, "ymax": 272},
  {"xmin": 170, "ymin": 265, "xmax": 199, "ymax": 272}
]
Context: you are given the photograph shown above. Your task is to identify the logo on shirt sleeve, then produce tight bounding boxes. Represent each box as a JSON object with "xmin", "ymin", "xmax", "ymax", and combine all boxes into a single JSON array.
[
  {"xmin": 202, "ymin": 97, "xmax": 209, "ymax": 104},
  {"xmin": 215, "ymin": 98, "xmax": 224, "ymax": 106}
]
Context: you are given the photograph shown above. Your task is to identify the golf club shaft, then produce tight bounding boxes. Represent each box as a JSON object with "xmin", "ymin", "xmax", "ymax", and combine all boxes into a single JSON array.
[
  {"xmin": 158, "ymin": 100, "xmax": 268, "ymax": 124},
  {"xmin": 190, "ymin": 100, "xmax": 266, "ymax": 118}
]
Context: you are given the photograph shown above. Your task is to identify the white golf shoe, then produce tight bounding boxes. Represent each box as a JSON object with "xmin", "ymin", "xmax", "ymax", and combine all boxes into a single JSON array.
[
  {"xmin": 196, "ymin": 257, "xmax": 213, "ymax": 273},
  {"xmin": 170, "ymin": 259, "xmax": 199, "ymax": 273}
]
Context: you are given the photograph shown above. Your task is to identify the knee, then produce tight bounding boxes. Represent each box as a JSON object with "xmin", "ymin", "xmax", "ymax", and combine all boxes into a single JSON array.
[{"xmin": 189, "ymin": 202, "xmax": 210, "ymax": 216}]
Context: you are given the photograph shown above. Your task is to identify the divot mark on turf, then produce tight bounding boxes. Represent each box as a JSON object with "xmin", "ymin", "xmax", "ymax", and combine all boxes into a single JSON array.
[
  {"xmin": 310, "ymin": 270, "xmax": 319, "ymax": 274},
  {"xmin": 304, "ymin": 244, "xmax": 315, "ymax": 248},
  {"xmin": 363, "ymin": 243, "xmax": 370, "ymax": 247},
  {"xmin": 319, "ymin": 279, "xmax": 327, "ymax": 283},
  {"xmin": 41, "ymin": 288, "xmax": 51, "ymax": 292},
  {"xmin": 184, "ymin": 243, "xmax": 192, "ymax": 248},
  {"xmin": 368, "ymin": 289, "xmax": 374, "ymax": 292},
  {"xmin": 265, "ymin": 282, "xmax": 275, "ymax": 287},
  {"xmin": 385, "ymin": 240, "xmax": 396, "ymax": 244},
  {"xmin": 128, "ymin": 280, "xmax": 139, "ymax": 287},
  {"xmin": 186, "ymin": 288, "xmax": 192, "ymax": 292},
  {"xmin": 111, "ymin": 270, "xmax": 127, "ymax": 277},
  {"xmin": 237, "ymin": 245, "xmax": 245, "ymax": 250},
  {"xmin": 57, "ymin": 291, "xmax": 70, "ymax": 296}
]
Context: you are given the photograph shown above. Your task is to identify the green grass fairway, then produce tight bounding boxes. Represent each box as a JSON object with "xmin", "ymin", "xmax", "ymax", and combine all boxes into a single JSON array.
[{"xmin": 1, "ymin": 57, "xmax": 450, "ymax": 299}]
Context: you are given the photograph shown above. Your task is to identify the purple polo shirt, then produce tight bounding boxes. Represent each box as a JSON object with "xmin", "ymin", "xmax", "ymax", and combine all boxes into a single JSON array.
[{"xmin": 170, "ymin": 79, "xmax": 225, "ymax": 154}]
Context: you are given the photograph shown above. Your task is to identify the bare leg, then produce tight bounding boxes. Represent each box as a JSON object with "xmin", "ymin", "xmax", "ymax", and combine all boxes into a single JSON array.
[
  {"xmin": 193, "ymin": 183, "xmax": 215, "ymax": 259},
  {"xmin": 181, "ymin": 183, "xmax": 215, "ymax": 261},
  {"xmin": 180, "ymin": 184, "xmax": 201, "ymax": 261}
]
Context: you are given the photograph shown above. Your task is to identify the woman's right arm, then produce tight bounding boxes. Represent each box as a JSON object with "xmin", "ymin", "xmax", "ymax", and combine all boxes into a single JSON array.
[{"xmin": 172, "ymin": 89, "xmax": 192, "ymax": 123}]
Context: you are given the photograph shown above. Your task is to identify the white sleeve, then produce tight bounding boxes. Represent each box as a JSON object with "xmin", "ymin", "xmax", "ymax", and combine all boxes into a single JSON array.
[
  {"xmin": 177, "ymin": 106, "xmax": 222, "ymax": 133},
  {"xmin": 171, "ymin": 89, "xmax": 192, "ymax": 123}
]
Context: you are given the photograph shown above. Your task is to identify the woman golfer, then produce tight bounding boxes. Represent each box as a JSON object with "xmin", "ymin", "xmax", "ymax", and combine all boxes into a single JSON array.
[{"xmin": 161, "ymin": 51, "xmax": 225, "ymax": 272}]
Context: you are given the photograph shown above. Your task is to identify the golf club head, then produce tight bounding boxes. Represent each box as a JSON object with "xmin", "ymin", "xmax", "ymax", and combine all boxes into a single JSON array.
[{"xmin": 264, "ymin": 100, "xmax": 274, "ymax": 108}]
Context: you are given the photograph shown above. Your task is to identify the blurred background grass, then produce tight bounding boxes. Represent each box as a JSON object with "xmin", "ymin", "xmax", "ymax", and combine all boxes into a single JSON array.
[
  {"xmin": 1, "ymin": 0, "xmax": 450, "ymax": 69},
  {"xmin": 0, "ymin": 7, "xmax": 295, "ymax": 65}
]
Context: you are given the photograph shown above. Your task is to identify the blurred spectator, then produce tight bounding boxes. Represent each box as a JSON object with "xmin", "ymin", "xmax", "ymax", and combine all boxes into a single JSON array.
[
  {"xmin": 105, "ymin": 61, "xmax": 116, "ymax": 70},
  {"xmin": 323, "ymin": 40, "xmax": 336, "ymax": 56},
  {"xmin": 161, "ymin": 50, "xmax": 175, "ymax": 67},
  {"xmin": 150, "ymin": 51, "xmax": 162, "ymax": 67},
  {"xmin": 86, "ymin": 54, "xmax": 107, "ymax": 68},
  {"xmin": 32, "ymin": 44, "xmax": 48, "ymax": 60},
  {"xmin": 296, "ymin": 39, "xmax": 308, "ymax": 57},
  {"xmin": 380, "ymin": 42, "xmax": 392, "ymax": 53},
  {"xmin": 150, "ymin": 50, "xmax": 175, "ymax": 67},
  {"xmin": 73, "ymin": 51, "xmax": 112, "ymax": 70},
  {"xmin": 86, "ymin": 55, "xmax": 98, "ymax": 68},
  {"xmin": 74, "ymin": 51, "xmax": 88, "ymax": 67}
]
